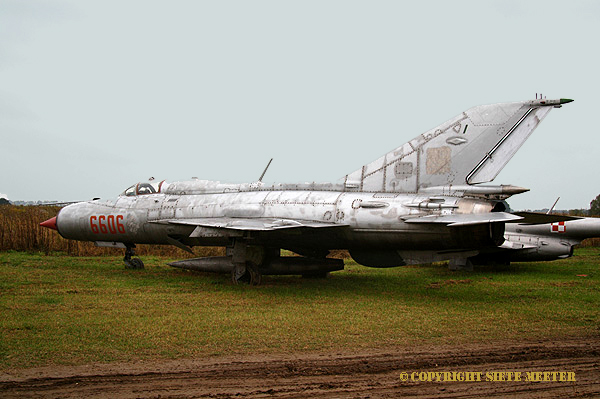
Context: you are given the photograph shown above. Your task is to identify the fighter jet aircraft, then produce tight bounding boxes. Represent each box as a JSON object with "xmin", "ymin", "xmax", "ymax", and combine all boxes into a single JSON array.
[
  {"xmin": 469, "ymin": 205, "xmax": 600, "ymax": 266},
  {"xmin": 40, "ymin": 98, "xmax": 573, "ymax": 284}
]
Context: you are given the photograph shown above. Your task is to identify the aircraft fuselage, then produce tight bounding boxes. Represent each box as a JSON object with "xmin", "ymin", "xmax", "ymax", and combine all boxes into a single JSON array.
[{"xmin": 55, "ymin": 186, "xmax": 504, "ymax": 259}]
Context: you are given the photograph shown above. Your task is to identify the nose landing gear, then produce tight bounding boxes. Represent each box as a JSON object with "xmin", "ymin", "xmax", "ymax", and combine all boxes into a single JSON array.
[{"xmin": 124, "ymin": 244, "xmax": 144, "ymax": 269}]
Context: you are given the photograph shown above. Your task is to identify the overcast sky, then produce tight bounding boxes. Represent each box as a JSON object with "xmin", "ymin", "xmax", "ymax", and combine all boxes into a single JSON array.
[{"xmin": 1, "ymin": 0, "xmax": 598, "ymax": 210}]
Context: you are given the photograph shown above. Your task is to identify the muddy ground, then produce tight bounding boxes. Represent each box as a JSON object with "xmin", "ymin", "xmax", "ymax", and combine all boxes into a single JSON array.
[{"xmin": 1, "ymin": 336, "xmax": 599, "ymax": 398}]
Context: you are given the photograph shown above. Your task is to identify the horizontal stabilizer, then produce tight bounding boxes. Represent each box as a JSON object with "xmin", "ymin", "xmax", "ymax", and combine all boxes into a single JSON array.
[
  {"xmin": 509, "ymin": 212, "xmax": 580, "ymax": 225},
  {"xmin": 403, "ymin": 212, "xmax": 523, "ymax": 226},
  {"xmin": 160, "ymin": 217, "xmax": 346, "ymax": 231}
]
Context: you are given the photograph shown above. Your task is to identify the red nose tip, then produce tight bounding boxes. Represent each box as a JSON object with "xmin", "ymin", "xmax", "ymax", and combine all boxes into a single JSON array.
[{"xmin": 40, "ymin": 217, "xmax": 58, "ymax": 231}]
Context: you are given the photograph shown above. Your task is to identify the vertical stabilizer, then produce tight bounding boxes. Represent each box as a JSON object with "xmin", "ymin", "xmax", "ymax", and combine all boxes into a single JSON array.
[{"xmin": 342, "ymin": 99, "xmax": 572, "ymax": 192}]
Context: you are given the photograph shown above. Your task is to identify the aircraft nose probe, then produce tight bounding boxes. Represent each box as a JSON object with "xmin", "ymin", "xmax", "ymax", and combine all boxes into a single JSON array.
[{"xmin": 40, "ymin": 217, "xmax": 58, "ymax": 231}]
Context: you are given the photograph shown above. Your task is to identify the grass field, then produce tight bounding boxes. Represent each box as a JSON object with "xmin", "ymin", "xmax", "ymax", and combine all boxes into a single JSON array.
[{"xmin": 1, "ymin": 249, "xmax": 599, "ymax": 371}]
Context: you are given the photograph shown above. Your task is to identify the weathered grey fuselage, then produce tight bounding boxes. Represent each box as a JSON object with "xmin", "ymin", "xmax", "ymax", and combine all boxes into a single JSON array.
[{"xmin": 56, "ymin": 180, "xmax": 505, "ymax": 266}]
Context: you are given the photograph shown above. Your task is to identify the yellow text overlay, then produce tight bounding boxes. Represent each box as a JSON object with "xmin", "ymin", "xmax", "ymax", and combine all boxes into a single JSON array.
[{"xmin": 399, "ymin": 371, "xmax": 576, "ymax": 383}]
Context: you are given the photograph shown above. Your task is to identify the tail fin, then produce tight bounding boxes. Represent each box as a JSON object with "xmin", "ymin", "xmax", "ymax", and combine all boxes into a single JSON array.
[{"xmin": 342, "ymin": 98, "xmax": 573, "ymax": 192}]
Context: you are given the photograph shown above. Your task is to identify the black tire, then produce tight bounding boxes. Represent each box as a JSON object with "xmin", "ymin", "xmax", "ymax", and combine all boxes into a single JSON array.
[{"xmin": 125, "ymin": 258, "xmax": 145, "ymax": 269}]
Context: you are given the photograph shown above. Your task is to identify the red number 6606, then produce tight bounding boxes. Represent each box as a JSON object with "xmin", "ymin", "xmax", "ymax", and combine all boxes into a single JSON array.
[{"xmin": 90, "ymin": 215, "xmax": 125, "ymax": 234}]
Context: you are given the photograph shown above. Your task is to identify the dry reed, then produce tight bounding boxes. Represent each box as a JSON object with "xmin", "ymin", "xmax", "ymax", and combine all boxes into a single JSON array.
[{"xmin": 0, "ymin": 205, "xmax": 223, "ymax": 258}]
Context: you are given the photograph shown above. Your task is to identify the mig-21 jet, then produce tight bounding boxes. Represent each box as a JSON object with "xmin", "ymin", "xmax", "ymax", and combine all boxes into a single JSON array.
[
  {"xmin": 41, "ymin": 98, "xmax": 574, "ymax": 284},
  {"xmin": 469, "ymin": 199, "xmax": 600, "ymax": 266}
]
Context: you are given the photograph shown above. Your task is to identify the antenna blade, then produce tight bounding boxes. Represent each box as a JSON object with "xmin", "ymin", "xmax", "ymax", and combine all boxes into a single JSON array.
[
  {"xmin": 547, "ymin": 197, "xmax": 560, "ymax": 215},
  {"xmin": 258, "ymin": 158, "xmax": 273, "ymax": 182}
]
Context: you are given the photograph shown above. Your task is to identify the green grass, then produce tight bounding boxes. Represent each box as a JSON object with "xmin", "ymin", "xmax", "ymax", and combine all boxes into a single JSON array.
[{"xmin": 1, "ymin": 249, "xmax": 599, "ymax": 371}]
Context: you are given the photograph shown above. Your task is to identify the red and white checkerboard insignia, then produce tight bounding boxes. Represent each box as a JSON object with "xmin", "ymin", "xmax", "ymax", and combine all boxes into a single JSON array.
[{"xmin": 551, "ymin": 221, "xmax": 566, "ymax": 233}]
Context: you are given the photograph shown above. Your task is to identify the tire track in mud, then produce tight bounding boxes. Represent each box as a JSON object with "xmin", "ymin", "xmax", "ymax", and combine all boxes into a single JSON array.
[{"xmin": 2, "ymin": 336, "xmax": 599, "ymax": 398}]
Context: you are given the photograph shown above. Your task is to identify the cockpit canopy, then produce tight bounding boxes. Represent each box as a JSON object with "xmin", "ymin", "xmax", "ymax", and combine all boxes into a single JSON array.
[{"xmin": 121, "ymin": 180, "xmax": 167, "ymax": 197}]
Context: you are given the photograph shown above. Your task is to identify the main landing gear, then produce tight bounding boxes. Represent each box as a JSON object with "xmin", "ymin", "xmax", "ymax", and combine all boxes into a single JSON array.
[
  {"xmin": 124, "ymin": 244, "xmax": 144, "ymax": 269},
  {"xmin": 229, "ymin": 241, "xmax": 263, "ymax": 286},
  {"xmin": 231, "ymin": 262, "xmax": 262, "ymax": 286}
]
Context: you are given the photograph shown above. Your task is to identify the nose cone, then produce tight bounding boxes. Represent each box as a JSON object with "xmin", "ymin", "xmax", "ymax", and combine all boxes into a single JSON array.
[{"xmin": 40, "ymin": 217, "xmax": 58, "ymax": 231}]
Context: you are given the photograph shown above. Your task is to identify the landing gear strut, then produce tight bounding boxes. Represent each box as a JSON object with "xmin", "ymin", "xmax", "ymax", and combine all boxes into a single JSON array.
[
  {"xmin": 229, "ymin": 241, "xmax": 262, "ymax": 285},
  {"xmin": 124, "ymin": 244, "xmax": 144, "ymax": 269}
]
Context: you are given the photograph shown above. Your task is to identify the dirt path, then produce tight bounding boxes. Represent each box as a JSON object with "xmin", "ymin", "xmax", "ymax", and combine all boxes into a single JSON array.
[{"xmin": 2, "ymin": 336, "xmax": 599, "ymax": 398}]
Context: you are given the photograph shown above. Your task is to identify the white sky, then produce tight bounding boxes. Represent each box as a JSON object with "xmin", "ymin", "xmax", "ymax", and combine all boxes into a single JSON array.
[{"xmin": 1, "ymin": 0, "xmax": 598, "ymax": 210}]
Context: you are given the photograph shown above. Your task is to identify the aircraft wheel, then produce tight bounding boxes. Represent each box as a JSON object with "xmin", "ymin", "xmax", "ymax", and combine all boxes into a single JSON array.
[
  {"xmin": 248, "ymin": 264, "xmax": 262, "ymax": 286},
  {"xmin": 231, "ymin": 263, "xmax": 261, "ymax": 285},
  {"xmin": 231, "ymin": 262, "xmax": 248, "ymax": 284},
  {"xmin": 125, "ymin": 258, "xmax": 145, "ymax": 269}
]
